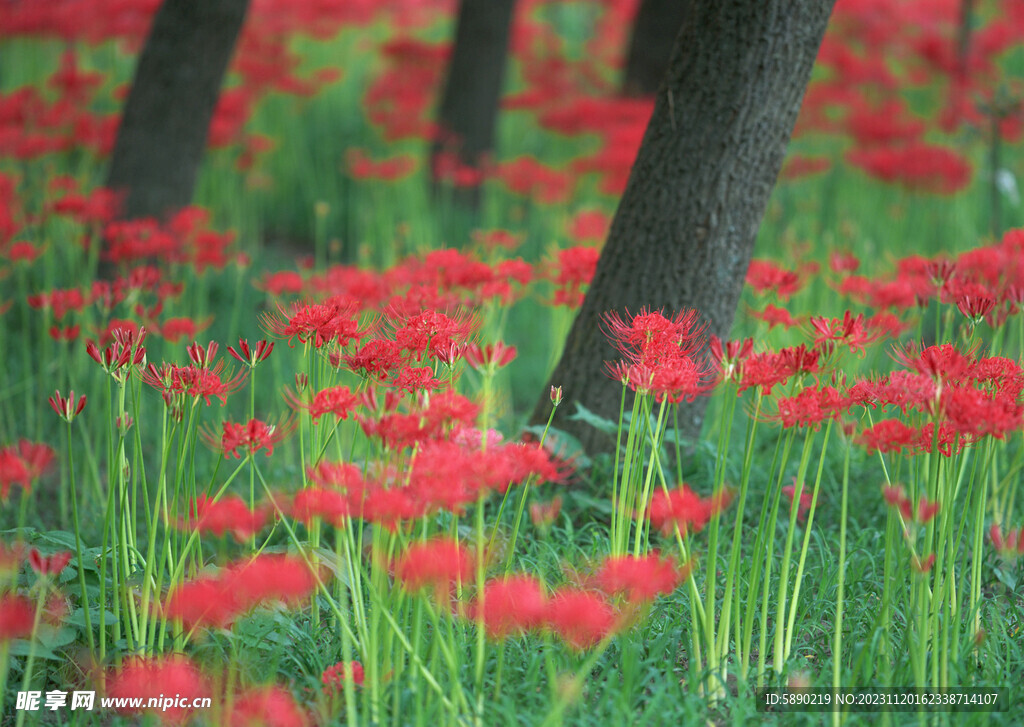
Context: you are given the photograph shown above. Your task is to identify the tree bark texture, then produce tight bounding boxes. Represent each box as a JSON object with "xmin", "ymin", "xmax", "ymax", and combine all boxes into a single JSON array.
[
  {"xmin": 430, "ymin": 0, "xmax": 517, "ymax": 208},
  {"xmin": 533, "ymin": 0, "xmax": 836, "ymax": 454},
  {"xmin": 106, "ymin": 0, "xmax": 250, "ymax": 221},
  {"xmin": 621, "ymin": 0, "xmax": 689, "ymax": 96}
]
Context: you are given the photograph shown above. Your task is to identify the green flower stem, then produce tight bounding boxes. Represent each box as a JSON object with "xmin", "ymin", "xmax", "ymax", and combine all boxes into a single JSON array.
[
  {"xmin": 717, "ymin": 390, "xmax": 760, "ymax": 669},
  {"xmin": 66, "ymin": 418, "xmax": 94, "ymax": 654},
  {"xmin": 832, "ymin": 437, "xmax": 851, "ymax": 727},
  {"xmin": 784, "ymin": 419, "xmax": 832, "ymax": 659},
  {"xmin": 632, "ymin": 397, "xmax": 668, "ymax": 557},
  {"xmin": 14, "ymin": 584, "xmax": 49, "ymax": 727},
  {"xmin": 773, "ymin": 426, "xmax": 816, "ymax": 676}
]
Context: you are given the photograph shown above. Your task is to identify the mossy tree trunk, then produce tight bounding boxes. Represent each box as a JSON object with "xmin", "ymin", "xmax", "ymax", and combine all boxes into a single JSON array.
[{"xmin": 534, "ymin": 0, "xmax": 836, "ymax": 454}]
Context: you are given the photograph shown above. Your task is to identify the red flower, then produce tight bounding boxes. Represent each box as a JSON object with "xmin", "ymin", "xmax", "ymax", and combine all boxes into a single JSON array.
[
  {"xmin": 858, "ymin": 419, "xmax": 918, "ymax": 454},
  {"xmin": 0, "ymin": 593, "xmax": 34, "ymax": 641},
  {"xmin": 746, "ymin": 259, "xmax": 804, "ymax": 300},
  {"xmin": 594, "ymin": 552, "xmax": 686, "ymax": 603},
  {"xmin": 770, "ymin": 386, "xmax": 849, "ymax": 429},
  {"xmin": 395, "ymin": 538, "xmax": 473, "ymax": 595},
  {"xmin": 227, "ymin": 338, "xmax": 274, "ymax": 368},
  {"xmin": 544, "ymin": 588, "xmax": 618, "ymax": 650},
  {"xmin": 181, "ymin": 495, "xmax": 266, "ymax": 542},
  {"xmin": 322, "ymin": 661, "xmax": 365, "ymax": 693},
  {"xmin": 28, "ymin": 548, "xmax": 71, "ymax": 576},
  {"xmin": 290, "ymin": 487, "xmax": 350, "ymax": 527},
  {"xmin": 469, "ymin": 575, "xmax": 547, "ymax": 640},
  {"xmin": 748, "ymin": 303, "xmax": 799, "ymax": 330},
  {"xmin": 290, "ymin": 385, "xmax": 357, "ymax": 423},
  {"xmin": 106, "ymin": 656, "xmax": 211, "ymax": 725},
  {"xmin": 646, "ymin": 484, "xmax": 729, "ymax": 536},
  {"xmin": 809, "ymin": 311, "xmax": 878, "ymax": 354},
  {"xmin": 228, "ymin": 686, "xmax": 309, "ymax": 727},
  {"xmin": 464, "ymin": 341, "xmax": 517, "ymax": 371},
  {"xmin": 202, "ymin": 418, "xmax": 293, "ymax": 458},
  {"xmin": 782, "ymin": 483, "xmax": 813, "ymax": 521}
]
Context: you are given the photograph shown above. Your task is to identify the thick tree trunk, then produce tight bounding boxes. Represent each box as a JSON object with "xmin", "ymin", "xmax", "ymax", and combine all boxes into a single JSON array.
[
  {"xmin": 106, "ymin": 0, "xmax": 250, "ymax": 221},
  {"xmin": 533, "ymin": 0, "xmax": 836, "ymax": 454},
  {"xmin": 621, "ymin": 0, "xmax": 689, "ymax": 96},
  {"xmin": 430, "ymin": 0, "xmax": 517, "ymax": 209}
]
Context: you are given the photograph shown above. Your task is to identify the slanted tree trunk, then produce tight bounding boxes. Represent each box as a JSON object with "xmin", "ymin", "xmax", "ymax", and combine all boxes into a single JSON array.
[
  {"xmin": 106, "ymin": 0, "xmax": 250, "ymax": 221},
  {"xmin": 430, "ymin": 0, "xmax": 517, "ymax": 209},
  {"xmin": 621, "ymin": 0, "xmax": 689, "ymax": 96},
  {"xmin": 533, "ymin": 0, "xmax": 836, "ymax": 454}
]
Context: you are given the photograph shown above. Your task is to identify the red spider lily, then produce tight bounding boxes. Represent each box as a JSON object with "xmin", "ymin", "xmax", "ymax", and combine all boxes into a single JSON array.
[
  {"xmin": 530, "ymin": 496, "xmax": 562, "ymax": 530},
  {"xmin": 942, "ymin": 385, "xmax": 1023, "ymax": 441},
  {"xmin": 912, "ymin": 554, "xmax": 937, "ymax": 574},
  {"xmin": 86, "ymin": 326, "xmax": 146, "ymax": 379},
  {"xmin": 179, "ymin": 495, "xmax": 267, "ymax": 542},
  {"xmin": 388, "ymin": 365, "xmax": 444, "ymax": 395},
  {"xmin": 829, "ymin": 250, "xmax": 860, "ymax": 274},
  {"xmin": 49, "ymin": 389, "xmax": 87, "ymax": 422},
  {"xmin": 106, "ymin": 656, "xmax": 211, "ymax": 725},
  {"xmin": 142, "ymin": 361, "xmax": 247, "ymax": 406},
  {"xmin": 346, "ymin": 147, "xmax": 416, "ymax": 182},
  {"xmin": 544, "ymin": 588, "xmax": 619, "ymax": 651},
  {"xmin": 770, "ymin": 385, "xmax": 850, "ymax": 429},
  {"xmin": 28, "ymin": 548, "xmax": 71, "ymax": 576},
  {"xmin": 286, "ymin": 384, "xmax": 358, "ymax": 424},
  {"xmin": 748, "ymin": 303, "xmax": 799, "ymax": 330},
  {"xmin": 48, "ymin": 324, "xmax": 80, "ymax": 341},
  {"xmin": 165, "ymin": 575, "xmax": 243, "ymax": 631},
  {"xmin": 227, "ymin": 686, "xmax": 309, "ymax": 727},
  {"xmin": 0, "ymin": 440, "xmax": 54, "ymax": 499},
  {"xmin": 393, "ymin": 309, "xmax": 477, "ymax": 362},
  {"xmin": 307, "ymin": 461, "xmax": 368, "ymax": 498},
  {"xmin": 594, "ymin": 552, "xmax": 688, "ymax": 604},
  {"xmin": 289, "ymin": 487, "xmax": 350, "ymax": 527},
  {"xmin": 261, "ymin": 299, "xmax": 365, "ymax": 348},
  {"xmin": 468, "ymin": 575, "xmax": 548, "ymax": 640},
  {"xmin": 746, "ymin": 259, "xmax": 804, "ymax": 300},
  {"xmin": 5, "ymin": 240, "xmax": 43, "ymax": 263},
  {"xmin": 858, "ymin": 419, "xmax": 919, "ymax": 455},
  {"xmin": 26, "ymin": 287, "xmax": 88, "ymax": 321},
  {"xmin": 0, "ymin": 593, "xmax": 34, "ymax": 641},
  {"xmin": 603, "ymin": 308, "xmax": 705, "ymax": 363},
  {"xmin": 646, "ymin": 484, "xmax": 731, "ymax": 536},
  {"xmin": 846, "ymin": 143, "xmax": 971, "ymax": 195},
  {"xmin": 470, "ymin": 228, "xmax": 523, "ymax": 251},
  {"xmin": 361, "ymin": 486, "xmax": 423, "ymax": 532},
  {"xmin": 394, "ymin": 538, "xmax": 474, "ymax": 596},
  {"xmin": 956, "ymin": 295, "xmax": 996, "ymax": 326},
  {"xmin": 227, "ymin": 338, "xmax": 274, "ymax": 367},
  {"xmin": 158, "ymin": 316, "xmax": 212, "ymax": 344},
  {"xmin": 257, "ymin": 270, "xmax": 305, "ymax": 296},
  {"xmin": 547, "ymin": 246, "xmax": 599, "ymax": 308},
  {"xmin": 343, "ymin": 339, "xmax": 405, "ymax": 382},
  {"xmin": 709, "ymin": 336, "xmax": 754, "ymax": 385},
  {"xmin": 205, "ymin": 417, "xmax": 294, "ymax": 459},
  {"xmin": 186, "ymin": 340, "xmax": 219, "ymax": 369},
  {"xmin": 735, "ymin": 351, "xmax": 794, "ymax": 396},
  {"xmin": 809, "ymin": 311, "xmax": 878, "ymax": 354},
  {"xmin": 989, "ymin": 523, "xmax": 1024, "ymax": 558},
  {"xmin": 464, "ymin": 341, "xmax": 517, "ymax": 371},
  {"xmin": 567, "ymin": 209, "xmax": 610, "ymax": 244},
  {"xmin": 229, "ymin": 554, "xmax": 324, "ymax": 607},
  {"xmin": 322, "ymin": 661, "xmax": 365, "ymax": 692},
  {"xmin": 782, "ymin": 483, "xmax": 813, "ymax": 521}
]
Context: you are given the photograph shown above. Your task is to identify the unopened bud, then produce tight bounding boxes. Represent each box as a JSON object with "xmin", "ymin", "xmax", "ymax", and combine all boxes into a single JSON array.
[{"xmin": 550, "ymin": 385, "xmax": 563, "ymax": 407}]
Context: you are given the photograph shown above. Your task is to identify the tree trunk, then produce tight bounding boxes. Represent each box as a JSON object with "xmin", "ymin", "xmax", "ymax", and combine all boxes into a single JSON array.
[
  {"xmin": 430, "ymin": 0, "xmax": 517, "ymax": 210},
  {"xmin": 106, "ymin": 0, "xmax": 250, "ymax": 221},
  {"xmin": 533, "ymin": 0, "xmax": 836, "ymax": 454},
  {"xmin": 621, "ymin": 0, "xmax": 689, "ymax": 96}
]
